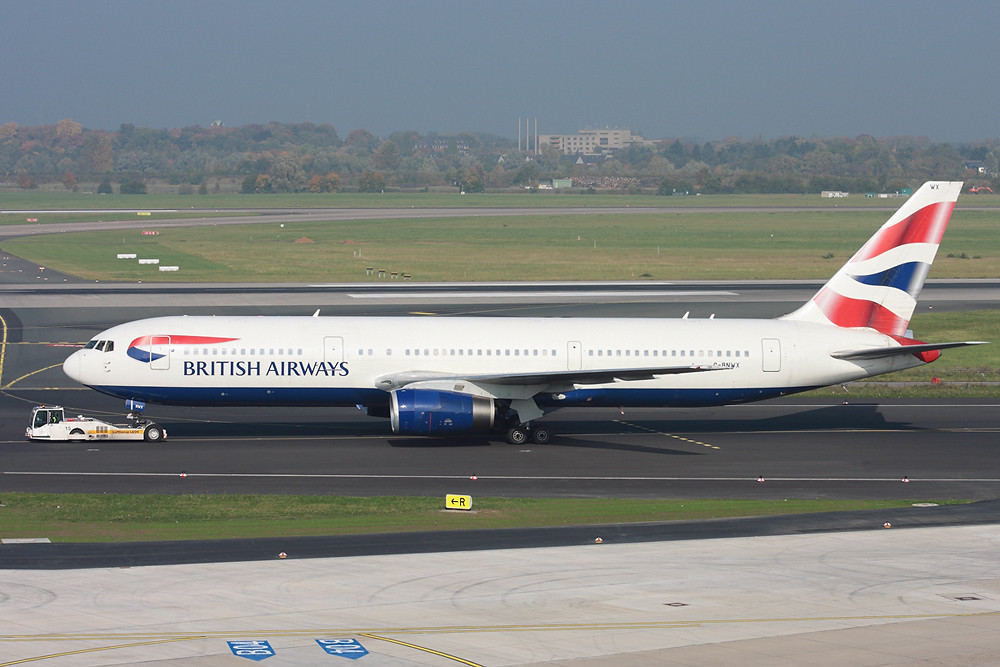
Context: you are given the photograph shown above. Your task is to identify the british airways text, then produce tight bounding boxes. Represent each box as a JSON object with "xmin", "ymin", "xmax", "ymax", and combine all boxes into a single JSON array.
[{"xmin": 183, "ymin": 360, "xmax": 349, "ymax": 377}]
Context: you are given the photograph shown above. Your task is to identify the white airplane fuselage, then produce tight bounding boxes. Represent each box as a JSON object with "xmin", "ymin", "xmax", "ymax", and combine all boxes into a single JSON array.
[{"xmin": 64, "ymin": 314, "xmax": 918, "ymax": 409}]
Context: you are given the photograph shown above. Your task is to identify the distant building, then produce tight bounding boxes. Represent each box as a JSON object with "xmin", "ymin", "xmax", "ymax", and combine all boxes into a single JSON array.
[
  {"xmin": 415, "ymin": 137, "xmax": 471, "ymax": 154},
  {"xmin": 539, "ymin": 128, "xmax": 653, "ymax": 155}
]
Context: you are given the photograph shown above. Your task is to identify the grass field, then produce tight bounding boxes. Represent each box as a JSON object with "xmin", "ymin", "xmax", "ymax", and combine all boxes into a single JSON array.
[
  {"xmin": 0, "ymin": 493, "xmax": 965, "ymax": 543},
  {"xmin": 3, "ymin": 209, "xmax": 998, "ymax": 282}
]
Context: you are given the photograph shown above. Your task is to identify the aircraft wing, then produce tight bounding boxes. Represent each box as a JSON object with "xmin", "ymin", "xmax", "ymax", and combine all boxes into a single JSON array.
[
  {"xmin": 464, "ymin": 364, "xmax": 727, "ymax": 386},
  {"xmin": 376, "ymin": 364, "xmax": 728, "ymax": 391},
  {"xmin": 832, "ymin": 340, "xmax": 988, "ymax": 361}
]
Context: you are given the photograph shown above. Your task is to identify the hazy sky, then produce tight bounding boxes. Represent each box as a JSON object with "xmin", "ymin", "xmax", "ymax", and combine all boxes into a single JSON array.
[{"xmin": 3, "ymin": 0, "xmax": 998, "ymax": 142}]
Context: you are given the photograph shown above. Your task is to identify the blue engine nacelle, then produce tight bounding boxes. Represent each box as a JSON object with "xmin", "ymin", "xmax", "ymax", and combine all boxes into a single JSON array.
[{"xmin": 390, "ymin": 389, "xmax": 495, "ymax": 435}]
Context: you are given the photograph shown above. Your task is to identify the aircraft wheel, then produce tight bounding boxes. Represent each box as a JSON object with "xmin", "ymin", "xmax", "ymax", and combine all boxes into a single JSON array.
[
  {"xmin": 505, "ymin": 426, "xmax": 528, "ymax": 445},
  {"xmin": 530, "ymin": 426, "xmax": 551, "ymax": 444},
  {"xmin": 143, "ymin": 424, "xmax": 164, "ymax": 442}
]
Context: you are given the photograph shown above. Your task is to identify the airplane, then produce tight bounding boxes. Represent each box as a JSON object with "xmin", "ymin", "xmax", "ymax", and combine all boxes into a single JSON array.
[{"xmin": 63, "ymin": 181, "xmax": 986, "ymax": 444}]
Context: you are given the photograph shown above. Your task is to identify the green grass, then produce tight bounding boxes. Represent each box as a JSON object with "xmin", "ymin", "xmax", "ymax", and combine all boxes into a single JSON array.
[
  {"xmin": 3, "ymin": 209, "xmax": 998, "ymax": 282},
  {"xmin": 0, "ymin": 493, "xmax": 963, "ymax": 543}
]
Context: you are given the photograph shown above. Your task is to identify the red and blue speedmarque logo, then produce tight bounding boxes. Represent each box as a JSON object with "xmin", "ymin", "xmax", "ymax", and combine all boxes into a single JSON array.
[{"xmin": 127, "ymin": 335, "xmax": 239, "ymax": 363}]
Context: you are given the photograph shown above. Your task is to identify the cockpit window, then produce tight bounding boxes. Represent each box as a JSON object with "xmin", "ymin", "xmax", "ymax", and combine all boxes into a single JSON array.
[
  {"xmin": 84, "ymin": 340, "xmax": 99, "ymax": 349},
  {"xmin": 96, "ymin": 341, "xmax": 107, "ymax": 351},
  {"xmin": 104, "ymin": 341, "xmax": 114, "ymax": 352}
]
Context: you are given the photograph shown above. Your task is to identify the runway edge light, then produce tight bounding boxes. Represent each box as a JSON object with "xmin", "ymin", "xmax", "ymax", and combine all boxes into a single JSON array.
[{"xmin": 445, "ymin": 494, "xmax": 473, "ymax": 511}]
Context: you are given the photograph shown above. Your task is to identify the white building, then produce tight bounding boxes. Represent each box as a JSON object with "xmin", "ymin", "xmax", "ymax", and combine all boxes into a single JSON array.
[{"xmin": 539, "ymin": 129, "xmax": 653, "ymax": 155}]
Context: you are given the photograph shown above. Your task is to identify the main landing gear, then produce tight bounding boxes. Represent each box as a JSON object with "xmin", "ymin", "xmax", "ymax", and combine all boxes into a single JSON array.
[{"xmin": 505, "ymin": 422, "xmax": 551, "ymax": 445}]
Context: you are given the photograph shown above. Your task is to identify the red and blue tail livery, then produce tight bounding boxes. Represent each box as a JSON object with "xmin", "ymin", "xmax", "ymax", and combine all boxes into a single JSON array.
[
  {"xmin": 64, "ymin": 182, "xmax": 986, "ymax": 444},
  {"xmin": 786, "ymin": 181, "xmax": 963, "ymax": 335}
]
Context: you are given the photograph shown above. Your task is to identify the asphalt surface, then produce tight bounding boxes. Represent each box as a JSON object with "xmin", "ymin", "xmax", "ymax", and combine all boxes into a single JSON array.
[{"xmin": 1, "ymin": 281, "xmax": 997, "ymax": 570}]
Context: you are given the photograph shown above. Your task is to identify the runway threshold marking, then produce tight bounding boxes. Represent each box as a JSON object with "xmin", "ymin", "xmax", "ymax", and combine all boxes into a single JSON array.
[{"xmin": 614, "ymin": 419, "xmax": 721, "ymax": 450}]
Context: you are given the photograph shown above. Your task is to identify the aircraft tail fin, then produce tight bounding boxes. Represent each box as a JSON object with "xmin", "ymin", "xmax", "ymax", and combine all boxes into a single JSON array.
[{"xmin": 783, "ymin": 181, "xmax": 963, "ymax": 335}]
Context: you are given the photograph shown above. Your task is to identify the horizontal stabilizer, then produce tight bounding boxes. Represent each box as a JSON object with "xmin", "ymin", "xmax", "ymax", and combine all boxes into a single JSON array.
[{"xmin": 832, "ymin": 340, "xmax": 988, "ymax": 361}]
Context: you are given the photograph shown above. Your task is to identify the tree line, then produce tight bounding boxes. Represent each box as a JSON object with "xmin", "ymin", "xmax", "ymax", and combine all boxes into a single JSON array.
[{"xmin": 1, "ymin": 119, "xmax": 997, "ymax": 194}]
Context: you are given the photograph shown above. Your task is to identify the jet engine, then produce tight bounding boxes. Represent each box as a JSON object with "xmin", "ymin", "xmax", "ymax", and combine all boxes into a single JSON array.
[{"xmin": 390, "ymin": 389, "xmax": 495, "ymax": 435}]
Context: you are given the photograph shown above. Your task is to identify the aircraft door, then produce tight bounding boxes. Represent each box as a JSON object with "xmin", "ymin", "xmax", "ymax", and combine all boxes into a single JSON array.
[
  {"xmin": 567, "ymin": 341, "xmax": 582, "ymax": 370},
  {"xmin": 761, "ymin": 338, "xmax": 781, "ymax": 372},
  {"xmin": 324, "ymin": 336, "xmax": 344, "ymax": 363},
  {"xmin": 150, "ymin": 336, "xmax": 170, "ymax": 370}
]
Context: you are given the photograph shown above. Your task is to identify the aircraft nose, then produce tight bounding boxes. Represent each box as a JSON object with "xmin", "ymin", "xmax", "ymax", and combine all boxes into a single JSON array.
[{"xmin": 63, "ymin": 350, "xmax": 83, "ymax": 384}]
